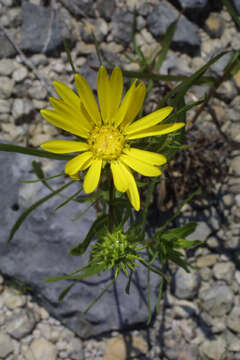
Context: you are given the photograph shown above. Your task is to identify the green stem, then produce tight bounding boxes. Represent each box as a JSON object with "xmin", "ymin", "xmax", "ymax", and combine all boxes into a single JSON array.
[{"xmin": 109, "ymin": 173, "xmax": 115, "ymax": 232}]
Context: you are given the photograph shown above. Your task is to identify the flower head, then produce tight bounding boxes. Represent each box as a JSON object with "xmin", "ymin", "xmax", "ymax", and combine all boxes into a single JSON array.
[{"xmin": 40, "ymin": 66, "xmax": 184, "ymax": 210}]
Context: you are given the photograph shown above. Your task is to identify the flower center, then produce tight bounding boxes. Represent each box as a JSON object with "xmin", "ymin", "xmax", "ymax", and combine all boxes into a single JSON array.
[{"xmin": 88, "ymin": 126, "xmax": 125, "ymax": 160}]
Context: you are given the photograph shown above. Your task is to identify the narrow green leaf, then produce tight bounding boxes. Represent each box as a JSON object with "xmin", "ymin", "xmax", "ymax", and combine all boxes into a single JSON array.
[
  {"xmin": 71, "ymin": 201, "xmax": 96, "ymax": 222},
  {"xmin": 125, "ymin": 270, "xmax": 133, "ymax": 295},
  {"xmin": 175, "ymin": 239, "xmax": 203, "ymax": 248},
  {"xmin": 47, "ymin": 263, "xmax": 105, "ymax": 283},
  {"xmin": 62, "ymin": 37, "xmax": 77, "ymax": 74},
  {"xmin": 58, "ymin": 283, "xmax": 75, "ymax": 303},
  {"xmin": 55, "ymin": 186, "xmax": 83, "ymax": 210},
  {"xmin": 21, "ymin": 172, "xmax": 65, "ymax": 184},
  {"xmin": 222, "ymin": 0, "xmax": 240, "ymax": 27},
  {"xmin": 32, "ymin": 161, "xmax": 54, "ymax": 192},
  {"xmin": 0, "ymin": 143, "xmax": 72, "ymax": 160},
  {"xmin": 147, "ymin": 268, "xmax": 152, "ymax": 325},
  {"xmin": 69, "ymin": 214, "xmax": 108, "ymax": 256},
  {"xmin": 7, "ymin": 181, "xmax": 74, "ymax": 242},
  {"xmin": 155, "ymin": 21, "xmax": 178, "ymax": 73},
  {"xmin": 83, "ymin": 277, "xmax": 115, "ymax": 314},
  {"xmin": 123, "ymin": 70, "xmax": 215, "ymax": 85},
  {"xmin": 162, "ymin": 222, "xmax": 198, "ymax": 241}
]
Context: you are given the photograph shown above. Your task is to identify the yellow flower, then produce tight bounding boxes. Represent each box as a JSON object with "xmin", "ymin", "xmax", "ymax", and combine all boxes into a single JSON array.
[{"xmin": 40, "ymin": 66, "xmax": 184, "ymax": 211}]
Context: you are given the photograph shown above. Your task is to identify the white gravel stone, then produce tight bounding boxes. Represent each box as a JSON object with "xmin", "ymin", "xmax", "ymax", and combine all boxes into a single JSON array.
[
  {"xmin": 0, "ymin": 76, "xmax": 14, "ymax": 99},
  {"xmin": 200, "ymin": 338, "xmax": 226, "ymax": 360},
  {"xmin": 4, "ymin": 287, "xmax": 26, "ymax": 310},
  {"xmin": 12, "ymin": 66, "xmax": 28, "ymax": 83},
  {"xmin": 0, "ymin": 58, "xmax": 15, "ymax": 75},
  {"xmin": 30, "ymin": 338, "xmax": 57, "ymax": 360},
  {"xmin": 0, "ymin": 332, "xmax": 14, "ymax": 358},
  {"xmin": 0, "ymin": 99, "xmax": 11, "ymax": 113}
]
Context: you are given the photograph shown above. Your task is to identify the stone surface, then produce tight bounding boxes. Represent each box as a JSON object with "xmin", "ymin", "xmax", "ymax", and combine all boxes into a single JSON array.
[
  {"xmin": 30, "ymin": 338, "xmax": 57, "ymax": 360},
  {"xmin": 0, "ymin": 30, "xmax": 17, "ymax": 58},
  {"xmin": 12, "ymin": 98, "xmax": 35, "ymax": 124},
  {"xmin": 227, "ymin": 306, "xmax": 240, "ymax": 333},
  {"xmin": 172, "ymin": 267, "xmax": 200, "ymax": 300},
  {"xmin": 0, "ymin": 76, "xmax": 14, "ymax": 99},
  {"xmin": 6, "ymin": 309, "xmax": 36, "ymax": 339},
  {"xmin": 200, "ymin": 283, "xmax": 234, "ymax": 316},
  {"xmin": 147, "ymin": 1, "xmax": 200, "ymax": 53},
  {"xmin": 4, "ymin": 287, "xmax": 26, "ymax": 309},
  {"xmin": 200, "ymin": 338, "xmax": 226, "ymax": 360},
  {"xmin": 213, "ymin": 262, "xmax": 235, "ymax": 284},
  {"xmin": 196, "ymin": 254, "xmax": 218, "ymax": 267},
  {"xmin": 0, "ymin": 151, "xmax": 161, "ymax": 338},
  {"xmin": 205, "ymin": 13, "xmax": 224, "ymax": 38},
  {"xmin": 0, "ymin": 58, "xmax": 15, "ymax": 75},
  {"xmin": 59, "ymin": 0, "xmax": 95, "ymax": 17},
  {"xmin": 21, "ymin": 2, "xmax": 70, "ymax": 54},
  {"xmin": 0, "ymin": 332, "xmax": 14, "ymax": 358},
  {"xmin": 112, "ymin": 11, "xmax": 134, "ymax": 47}
]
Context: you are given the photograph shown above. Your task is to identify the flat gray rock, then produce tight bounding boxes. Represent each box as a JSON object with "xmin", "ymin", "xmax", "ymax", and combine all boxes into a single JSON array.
[
  {"xmin": 0, "ymin": 150, "xmax": 161, "ymax": 338},
  {"xmin": 21, "ymin": 2, "xmax": 70, "ymax": 54},
  {"xmin": 147, "ymin": 1, "xmax": 201, "ymax": 54}
]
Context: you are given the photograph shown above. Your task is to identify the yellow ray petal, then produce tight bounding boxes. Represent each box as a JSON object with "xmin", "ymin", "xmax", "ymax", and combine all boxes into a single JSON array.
[
  {"xmin": 127, "ymin": 122, "xmax": 185, "ymax": 140},
  {"xmin": 122, "ymin": 165, "xmax": 140, "ymax": 211},
  {"xmin": 113, "ymin": 80, "xmax": 137, "ymax": 128},
  {"xmin": 83, "ymin": 158, "xmax": 102, "ymax": 193},
  {"xmin": 74, "ymin": 73, "xmax": 102, "ymax": 126},
  {"xmin": 97, "ymin": 66, "xmax": 110, "ymax": 123},
  {"xmin": 121, "ymin": 82, "xmax": 146, "ymax": 129},
  {"xmin": 124, "ymin": 106, "xmax": 173, "ymax": 136},
  {"xmin": 53, "ymin": 81, "xmax": 80, "ymax": 108},
  {"xmin": 120, "ymin": 154, "xmax": 162, "ymax": 177},
  {"xmin": 40, "ymin": 140, "xmax": 89, "ymax": 154},
  {"xmin": 109, "ymin": 66, "xmax": 123, "ymax": 121},
  {"xmin": 123, "ymin": 148, "xmax": 166, "ymax": 165},
  {"xmin": 41, "ymin": 109, "xmax": 89, "ymax": 139},
  {"xmin": 49, "ymin": 97, "xmax": 92, "ymax": 132},
  {"xmin": 65, "ymin": 152, "xmax": 93, "ymax": 175},
  {"xmin": 110, "ymin": 160, "xmax": 129, "ymax": 192}
]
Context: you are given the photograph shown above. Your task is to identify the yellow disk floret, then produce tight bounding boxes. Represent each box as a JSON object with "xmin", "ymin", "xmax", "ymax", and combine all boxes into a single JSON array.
[{"xmin": 88, "ymin": 125, "xmax": 125, "ymax": 160}]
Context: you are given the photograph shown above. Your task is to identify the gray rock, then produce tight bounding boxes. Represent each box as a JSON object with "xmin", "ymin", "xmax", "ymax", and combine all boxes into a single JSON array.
[
  {"xmin": 0, "ymin": 151, "xmax": 161, "ymax": 338},
  {"xmin": 0, "ymin": 58, "xmax": 15, "ymax": 76},
  {"xmin": 67, "ymin": 337, "xmax": 84, "ymax": 360},
  {"xmin": 0, "ymin": 76, "xmax": 14, "ymax": 99},
  {"xmin": 112, "ymin": 11, "xmax": 134, "ymax": 47},
  {"xmin": 146, "ymin": 1, "xmax": 200, "ymax": 54},
  {"xmin": 0, "ymin": 332, "xmax": 14, "ymax": 358},
  {"xmin": 205, "ymin": 12, "xmax": 224, "ymax": 38},
  {"xmin": 230, "ymin": 156, "xmax": 240, "ymax": 176},
  {"xmin": 0, "ymin": 99, "xmax": 11, "ymax": 114},
  {"xmin": 80, "ymin": 18, "xmax": 108, "ymax": 44},
  {"xmin": 200, "ymin": 283, "xmax": 234, "ymax": 316},
  {"xmin": 213, "ymin": 262, "xmax": 235, "ymax": 284},
  {"xmin": 227, "ymin": 306, "xmax": 240, "ymax": 333},
  {"xmin": 227, "ymin": 331, "xmax": 240, "ymax": 352},
  {"xmin": 0, "ymin": 30, "xmax": 17, "ymax": 58},
  {"xmin": 21, "ymin": 2, "xmax": 70, "ymax": 54},
  {"xmin": 12, "ymin": 98, "xmax": 35, "ymax": 124},
  {"xmin": 200, "ymin": 337, "xmax": 226, "ymax": 360},
  {"xmin": 28, "ymin": 82, "xmax": 48, "ymax": 100},
  {"xmin": 6, "ymin": 309, "xmax": 36, "ymax": 339},
  {"xmin": 59, "ymin": 0, "xmax": 95, "ymax": 17},
  {"xmin": 175, "ymin": 0, "xmax": 208, "ymax": 9},
  {"xmin": 96, "ymin": 0, "xmax": 115, "ymax": 21},
  {"xmin": 232, "ymin": 0, "xmax": 240, "ymax": 15},
  {"xmin": 12, "ymin": 66, "xmax": 28, "ymax": 83},
  {"xmin": 30, "ymin": 338, "xmax": 57, "ymax": 360},
  {"xmin": 4, "ymin": 287, "xmax": 26, "ymax": 309},
  {"xmin": 172, "ymin": 267, "xmax": 200, "ymax": 300}
]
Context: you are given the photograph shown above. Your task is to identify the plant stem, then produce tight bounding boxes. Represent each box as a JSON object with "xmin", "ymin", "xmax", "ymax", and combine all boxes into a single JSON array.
[{"xmin": 109, "ymin": 173, "xmax": 115, "ymax": 233}]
